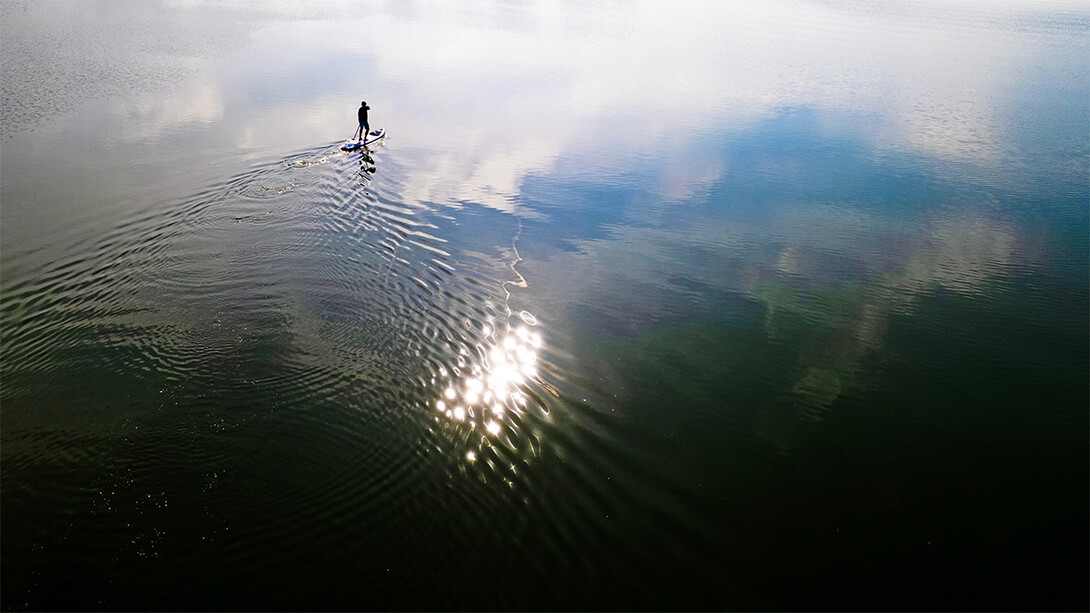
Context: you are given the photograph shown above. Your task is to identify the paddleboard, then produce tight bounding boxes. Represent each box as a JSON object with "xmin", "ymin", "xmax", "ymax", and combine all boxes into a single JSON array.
[{"xmin": 341, "ymin": 128, "xmax": 386, "ymax": 151}]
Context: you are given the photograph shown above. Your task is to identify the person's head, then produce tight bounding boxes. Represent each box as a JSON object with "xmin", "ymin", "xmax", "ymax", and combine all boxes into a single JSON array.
[{"xmin": 361, "ymin": 101, "xmax": 367, "ymax": 106}]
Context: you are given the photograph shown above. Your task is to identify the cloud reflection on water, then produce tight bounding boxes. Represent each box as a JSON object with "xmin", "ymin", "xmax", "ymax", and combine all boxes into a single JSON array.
[
  {"xmin": 753, "ymin": 210, "xmax": 1025, "ymax": 448},
  {"xmin": 359, "ymin": 0, "xmax": 1088, "ymax": 211},
  {"xmin": 11, "ymin": 0, "xmax": 1082, "ymax": 209},
  {"xmin": 4, "ymin": 0, "xmax": 1083, "ymax": 458},
  {"xmin": 528, "ymin": 194, "xmax": 1028, "ymax": 451}
]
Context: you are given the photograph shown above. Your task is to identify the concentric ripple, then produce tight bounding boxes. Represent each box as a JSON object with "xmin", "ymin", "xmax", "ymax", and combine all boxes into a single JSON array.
[{"xmin": 1, "ymin": 137, "xmax": 560, "ymax": 608}]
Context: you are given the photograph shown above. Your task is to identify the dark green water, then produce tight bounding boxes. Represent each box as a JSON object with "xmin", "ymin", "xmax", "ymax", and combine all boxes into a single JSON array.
[{"xmin": 2, "ymin": 1, "xmax": 1087, "ymax": 610}]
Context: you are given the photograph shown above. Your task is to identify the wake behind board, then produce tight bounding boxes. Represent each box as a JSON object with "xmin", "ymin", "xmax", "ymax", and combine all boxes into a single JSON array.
[{"xmin": 341, "ymin": 128, "xmax": 386, "ymax": 151}]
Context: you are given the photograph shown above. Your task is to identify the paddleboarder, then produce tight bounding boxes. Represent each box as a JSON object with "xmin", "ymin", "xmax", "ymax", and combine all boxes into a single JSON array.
[{"xmin": 354, "ymin": 101, "xmax": 371, "ymax": 141}]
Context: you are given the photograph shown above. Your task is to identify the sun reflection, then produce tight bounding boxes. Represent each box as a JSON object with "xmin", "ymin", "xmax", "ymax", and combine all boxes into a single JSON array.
[{"xmin": 431, "ymin": 309, "xmax": 544, "ymax": 457}]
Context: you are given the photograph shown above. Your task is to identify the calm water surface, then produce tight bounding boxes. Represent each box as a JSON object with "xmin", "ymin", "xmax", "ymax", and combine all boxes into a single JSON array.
[{"xmin": 2, "ymin": 1, "xmax": 1087, "ymax": 610}]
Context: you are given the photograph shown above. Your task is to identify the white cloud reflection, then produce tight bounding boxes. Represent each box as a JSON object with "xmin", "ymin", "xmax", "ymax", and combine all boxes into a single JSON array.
[
  {"xmin": 524, "ymin": 201, "xmax": 1031, "ymax": 452},
  {"xmin": 8, "ymin": 0, "xmax": 1080, "ymax": 454},
  {"xmin": 358, "ymin": 0, "xmax": 1087, "ymax": 211},
  {"xmin": 21, "ymin": 0, "xmax": 1080, "ymax": 212},
  {"xmin": 114, "ymin": 83, "xmax": 225, "ymax": 141}
]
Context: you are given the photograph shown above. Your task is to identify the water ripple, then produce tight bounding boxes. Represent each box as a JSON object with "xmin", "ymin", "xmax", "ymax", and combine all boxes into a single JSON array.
[{"xmin": 2, "ymin": 137, "xmax": 557, "ymax": 575}]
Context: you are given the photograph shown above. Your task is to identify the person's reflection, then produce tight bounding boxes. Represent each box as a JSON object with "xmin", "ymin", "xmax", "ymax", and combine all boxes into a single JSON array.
[{"xmin": 357, "ymin": 149, "xmax": 376, "ymax": 181}]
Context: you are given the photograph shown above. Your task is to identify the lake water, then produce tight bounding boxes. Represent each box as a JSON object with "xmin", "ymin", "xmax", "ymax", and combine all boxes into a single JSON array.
[{"xmin": 2, "ymin": 1, "xmax": 1087, "ymax": 609}]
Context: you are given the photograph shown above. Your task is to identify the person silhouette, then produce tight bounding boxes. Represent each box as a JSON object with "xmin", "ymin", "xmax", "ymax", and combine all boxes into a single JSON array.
[{"xmin": 355, "ymin": 101, "xmax": 371, "ymax": 141}]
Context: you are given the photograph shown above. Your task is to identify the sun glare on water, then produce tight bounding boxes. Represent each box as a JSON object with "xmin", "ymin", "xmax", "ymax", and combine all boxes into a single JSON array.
[{"xmin": 431, "ymin": 310, "xmax": 544, "ymax": 461}]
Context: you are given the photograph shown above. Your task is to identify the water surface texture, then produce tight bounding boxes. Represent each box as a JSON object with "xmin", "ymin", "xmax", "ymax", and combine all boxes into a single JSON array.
[{"xmin": 2, "ymin": 1, "xmax": 1088, "ymax": 610}]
